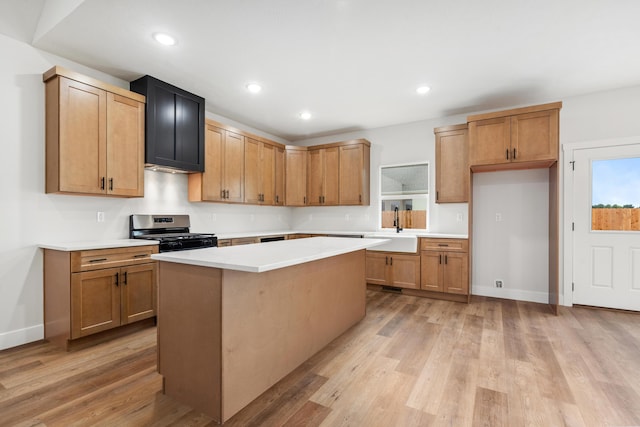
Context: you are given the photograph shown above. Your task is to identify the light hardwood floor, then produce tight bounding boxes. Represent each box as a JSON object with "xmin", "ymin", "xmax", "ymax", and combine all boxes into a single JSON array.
[{"xmin": 1, "ymin": 291, "xmax": 639, "ymax": 426}]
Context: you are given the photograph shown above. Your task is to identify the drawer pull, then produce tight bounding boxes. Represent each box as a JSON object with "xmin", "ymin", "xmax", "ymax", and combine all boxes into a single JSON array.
[
  {"xmin": 133, "ymin": 254, "xmax": 149, "ymax": 258},
  {"xmin": 438, "ymin": 244, "xmax": 449, "ymax": 247},
  {"xmin": 89, "ymin": 258, "xmax": 108, "ymax": 263}
]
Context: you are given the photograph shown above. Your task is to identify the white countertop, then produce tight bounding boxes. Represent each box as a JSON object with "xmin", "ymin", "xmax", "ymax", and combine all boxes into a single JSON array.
[
  {"xmin": 211, "ymin": 230, "xmax": 468, "ymax": 240},
  {"xmin": 39, "ymin": 239, "xmax": 159, "ymax": 251},
  {"xmin": 152, "ymin": 236, "xmax": 389, "ymax": 273}
]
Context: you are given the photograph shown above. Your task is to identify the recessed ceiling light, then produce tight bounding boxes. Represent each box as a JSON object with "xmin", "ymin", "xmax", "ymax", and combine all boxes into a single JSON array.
[
  {"xmin": 246, "ymin": 83, "xmax": 262, "ymax": 93},
  {"xmin": 416, "ymin": 85, "xmax": 431, "ymax": 95},
  {"xmin": 299, "ymin": 111, "xmax": 312, "ymax": 120},
  {"xmin": 153, "ymin": 32, "xmax": 176, "ymax": 46}
]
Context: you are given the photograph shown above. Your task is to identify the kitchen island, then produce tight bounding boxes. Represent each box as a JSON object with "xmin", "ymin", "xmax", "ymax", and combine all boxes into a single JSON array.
[{"xmin": 152, "ymin": 236, "xmax": 386, "ymax": 423}]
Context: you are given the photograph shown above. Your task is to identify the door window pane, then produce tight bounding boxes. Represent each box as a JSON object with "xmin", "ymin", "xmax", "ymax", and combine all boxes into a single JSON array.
[{"xmin": 592, "ymin": 157, "xmax": 640, "ymax": 231}]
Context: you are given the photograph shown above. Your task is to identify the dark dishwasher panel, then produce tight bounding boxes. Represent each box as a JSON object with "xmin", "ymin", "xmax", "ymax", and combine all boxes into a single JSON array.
[{"xmin": 260, "ymin": 236, "xmax": 285, "ymax": 243}]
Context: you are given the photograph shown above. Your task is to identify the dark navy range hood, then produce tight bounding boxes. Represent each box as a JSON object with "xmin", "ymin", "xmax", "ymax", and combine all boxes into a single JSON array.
[{"xmin": 130, "ymin": 75, "xmax": 205, "ymax": 173}]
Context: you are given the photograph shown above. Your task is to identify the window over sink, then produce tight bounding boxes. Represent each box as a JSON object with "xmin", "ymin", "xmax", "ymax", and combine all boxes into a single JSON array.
[{"xmin": 380, "ymin": 163, "xmax": 428, "ymax": 230}]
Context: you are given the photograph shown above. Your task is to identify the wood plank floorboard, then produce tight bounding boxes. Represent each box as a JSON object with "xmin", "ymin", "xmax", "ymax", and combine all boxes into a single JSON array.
[{"xmin": 1, "ymin": 291, "xmax": 639, "ymax": 426}]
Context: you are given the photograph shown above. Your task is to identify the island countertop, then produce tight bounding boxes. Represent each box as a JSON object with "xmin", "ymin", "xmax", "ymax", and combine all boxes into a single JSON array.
[{"xmin": 152, "ymin": 236, "xmax": 388, "ymax": 273}]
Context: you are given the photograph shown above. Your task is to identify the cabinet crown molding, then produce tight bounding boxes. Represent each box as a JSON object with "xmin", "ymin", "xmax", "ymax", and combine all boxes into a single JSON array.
[
  {"xmin": 466, "ymin": 101, "xmax": 562, "ymax": 122},
  {"xmin": 43, "ymin": 66, "xmax": 146, "ymax": 103}
]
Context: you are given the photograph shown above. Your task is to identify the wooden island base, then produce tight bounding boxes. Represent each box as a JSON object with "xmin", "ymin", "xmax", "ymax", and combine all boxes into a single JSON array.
[{"xmin": 157, "ymin": 249, "xmax": 366, "ymax": 423}]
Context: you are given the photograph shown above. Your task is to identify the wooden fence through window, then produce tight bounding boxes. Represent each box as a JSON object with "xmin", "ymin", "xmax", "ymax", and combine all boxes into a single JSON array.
[{"xmin": 591, "ymin": 208, "xmax": 640, "ymax": 231}]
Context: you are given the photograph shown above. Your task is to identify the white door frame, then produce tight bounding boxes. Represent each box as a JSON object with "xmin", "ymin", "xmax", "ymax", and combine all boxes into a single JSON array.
[{"xmin": 562, "ymin": 136, "xmax": 640, "ymax": 307}]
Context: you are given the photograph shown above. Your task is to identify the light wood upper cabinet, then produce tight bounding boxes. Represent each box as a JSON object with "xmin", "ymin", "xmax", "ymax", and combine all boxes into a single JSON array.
[
  {"xmin": 44, "ymin": 66, "xmax": 145, "ymax": 197},
  {"xmin": 245, "ymin": 138, "xmax": 276, "ymax": 205},
  {"xmin": 339, "ymin": 142, "xmax": 370, "ymax": 205},
  {"xmin": 306, "ymin": 139, "xmax": 371, "ymax": 206},
  {"xmin": 190, "ymin": 120, "xmax": 287, "ymax": 205},
  {"xmin": 468, "ymin": 102, "xmax": 561, "ymax": 169},
  {"xmin": 285, "ymin": 147, "xmax": 308, "ymax": 206},
  {"xmin": 308, "ymin": 147, "xmax": 339, "ymax": 206},
  {"xmin": 434, "ymin": 124, "xmax": 468, "ymax": 203},
  {"xmin": 274, "ymin": 146, "xmax": 285, "ymax": 206},
  {"xmin": 189, "ymin": 122, "xmax": 244, "ymax": 203}
]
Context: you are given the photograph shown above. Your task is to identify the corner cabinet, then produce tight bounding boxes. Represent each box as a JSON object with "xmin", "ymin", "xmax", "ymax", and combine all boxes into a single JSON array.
[
  {"xmin": 420, "ymin": 238, "xmax": 469, "ymax": 299},
  {"xmin": 44, "ymin": 66, "xmax": 145, "ymax": 197},
  {"xmin": 43, "ymin": 245, "xmax": 158, "ymax": 350},
  {"xmin": 308, "ymin": 140, "xmax": 371, "ymax": 206},
  {"xmin": 468, "ymin": 102, "xmax": 561, "ymax": 170},
  {"xmin": 435, "ymin": 124, "xmax": 468, "ymax": 203},
  {"xmin": 366, "ymin": 251, "xmax": 421, "ymax": 289}
]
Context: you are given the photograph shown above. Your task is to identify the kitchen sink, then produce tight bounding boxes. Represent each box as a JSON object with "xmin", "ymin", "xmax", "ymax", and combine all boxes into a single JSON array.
[{"xmin": 364, "ymin": 233, "xmax": 418, "ymax": 253}]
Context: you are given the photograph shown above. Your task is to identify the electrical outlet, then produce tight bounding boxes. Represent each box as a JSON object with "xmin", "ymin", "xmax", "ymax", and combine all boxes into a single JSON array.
[
  {"xmin": 495, "ymin": 213, "xmax": 503, "ymax": 222},
  {"xmin": 495, "ymin": 280, "xmax": 503, "ymax": 288},
  {"xmin": 96, "ymin": 211, "xmax": 105, "ymax": 223},
  {"xmin": 456, "ymin": 212, "xmax": 463, "ymax": 222}
]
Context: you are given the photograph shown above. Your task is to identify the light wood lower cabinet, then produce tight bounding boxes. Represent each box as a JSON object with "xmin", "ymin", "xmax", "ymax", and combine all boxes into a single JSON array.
[
  {"xmin": 365, "ymin": 252, "xmax": 420, "ymax": 289},
  {"xmin": 44, "ymin": 245, "xmax": 158, "ymax": 349},
  {"xmin": 420, "ymin": 238, "xmax": 469, "ymax": 297}
]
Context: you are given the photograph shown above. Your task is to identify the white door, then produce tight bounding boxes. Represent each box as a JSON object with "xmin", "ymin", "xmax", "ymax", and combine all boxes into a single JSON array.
[{"xmin": 572, "ymin": 144, "xmax": 640, "ymax": 311}]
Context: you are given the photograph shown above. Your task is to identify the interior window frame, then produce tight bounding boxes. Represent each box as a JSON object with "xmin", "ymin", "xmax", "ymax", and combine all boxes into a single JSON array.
[{"xmin": 379, "ymin": 162, "xmax": 429, "ymax": 232}]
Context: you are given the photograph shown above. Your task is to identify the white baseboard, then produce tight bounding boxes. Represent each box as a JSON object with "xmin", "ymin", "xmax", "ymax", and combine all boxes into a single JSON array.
[
  {"xmin": 472, "ymin": 285, "xmax": 549, "ymax": 304},
  {"xmin": 0, "ymin": 324, "xmax": 44, "ymax": 351}
]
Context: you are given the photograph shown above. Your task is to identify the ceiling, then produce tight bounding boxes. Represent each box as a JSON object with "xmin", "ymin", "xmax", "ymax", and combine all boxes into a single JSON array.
[{"xmin": 2, "ymin": 0, "xmax": 640, "ymax": 141}]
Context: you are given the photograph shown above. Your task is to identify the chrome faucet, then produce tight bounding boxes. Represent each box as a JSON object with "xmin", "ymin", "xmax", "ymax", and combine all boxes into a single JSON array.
[{"xmin": 393, "ymin": 206, "xmax": 403, "ymax": 233}]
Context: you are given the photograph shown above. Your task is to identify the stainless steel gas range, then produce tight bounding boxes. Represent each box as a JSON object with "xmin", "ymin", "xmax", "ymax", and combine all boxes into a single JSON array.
[{"xmin": 129, "ymin": 214, "xmax": 217, "ymax": 252}]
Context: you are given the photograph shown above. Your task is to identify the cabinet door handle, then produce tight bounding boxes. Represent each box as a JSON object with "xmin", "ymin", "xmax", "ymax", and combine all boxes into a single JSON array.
[
  {"xmin": 115, "ymin": 272, "xmax": 119, "ymax": 286},
  {"xmin": 436, "ymin": 191, "xmax": 439, "ymax": 202},
  {"xmin": 100, "ymin": 177, "xmax": 105, "ymax": 190},
  {"xmin": 276, "ymin": 195, "xmax": 279, "ymax": 203},
  {"xmin": 513, "ymin": 148, "xmax": 517, "ymax": 159},
  {"xmin": 221, "ymin": 190, "xmax": 224, "ymax": 199},
  {"xmin": 123, "ymin": 271, "xmax": 127, "ymax": 285},
  {"xmin": 390, "ymin": 257, "xmax": 393, "ymax": 266},
  {"xmin": 445, "ymin": 255, "xmax": 448, "ymax": 264},
  {"xmin": 133, "ymin": 254, "xmax": 148, "ymax": 258},
  {"xmin": 89, "ymin": 258, "xmax": 108, "ymax": 263},
  {"xmin": 506, "ymin": 149, "xmax": 509, "ymax": 160},
  {"xmin": 385, "ymin": 256, "xmax": 388, "ymax": 265},
  {"xmin": 359, "ymin": 194, "xmax": 362, "ymax": 203},
  {"xmin": 109, "ymin": 178, "xmax": 114, "ymax": 191},
  {"xmin": 303, "ymin": 196, "xmax": 306, "ymax": 204},
  {"xmin": 439, "ymin": 255, "xmax": 442, "ymax": 264}
]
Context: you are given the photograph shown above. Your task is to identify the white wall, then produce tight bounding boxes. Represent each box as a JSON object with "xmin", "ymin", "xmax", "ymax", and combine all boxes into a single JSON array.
[
  {"xmin": 0, "ymin": 34, "xmax": 291, "ymax": 350},
  {"xmin": 472, "ymin": 169, "xmax": 550, "ymax": 303}
]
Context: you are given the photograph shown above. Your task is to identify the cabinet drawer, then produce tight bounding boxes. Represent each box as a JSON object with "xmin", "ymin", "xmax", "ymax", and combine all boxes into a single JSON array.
[
  {"xmin": 420, "ymin": 238, "xmax": 468, "ymax": 252},
  {"xmin": 71, "ymin": 245, "xmax": 158, "ymax": 272}
]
